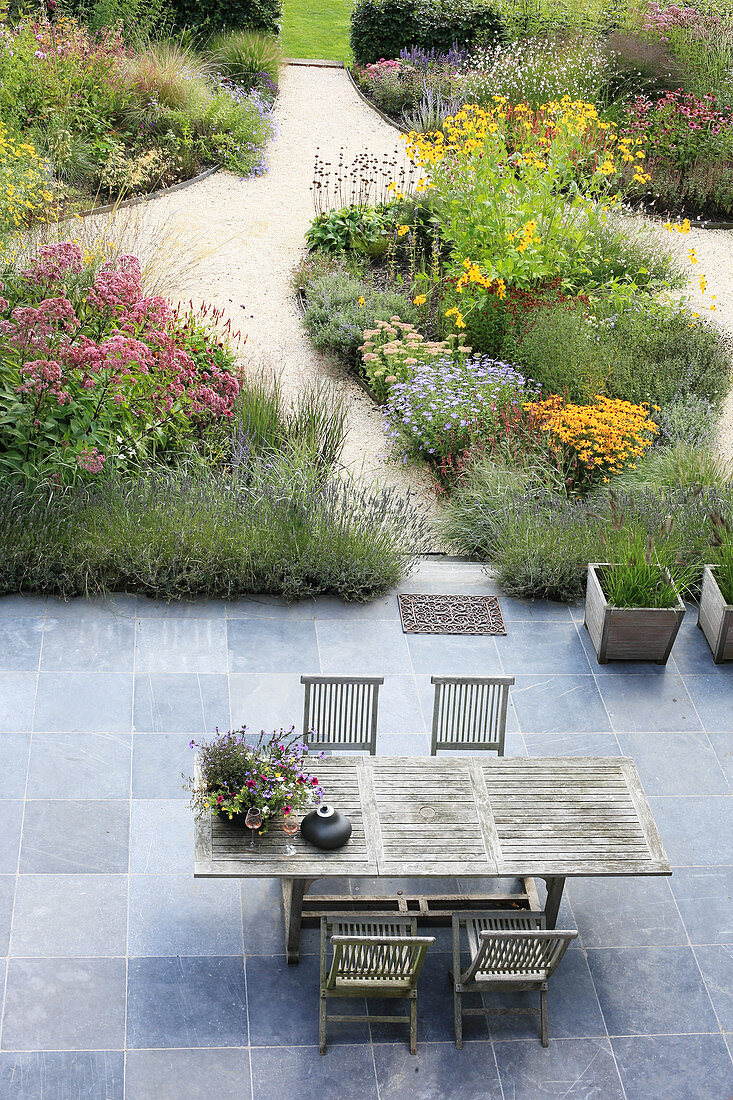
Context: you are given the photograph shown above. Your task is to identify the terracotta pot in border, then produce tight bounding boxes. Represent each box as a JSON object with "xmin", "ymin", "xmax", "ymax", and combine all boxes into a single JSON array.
[
  {"xmin": 697, "ymin": 565, "xmax": 733, "ymax": 664},
  {"xmin": 584, "ymin": 563, "xmax": 686, "ymax": 665}
]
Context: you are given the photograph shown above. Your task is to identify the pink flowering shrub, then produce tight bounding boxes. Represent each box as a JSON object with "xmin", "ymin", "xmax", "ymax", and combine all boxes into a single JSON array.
[
  {"xmin": 0, "ymin": 242, "xmax": 240, "ymax": 482},
  {"xmin": 623, "ymin": 90, "xmax": 733, "ymax": 215}
]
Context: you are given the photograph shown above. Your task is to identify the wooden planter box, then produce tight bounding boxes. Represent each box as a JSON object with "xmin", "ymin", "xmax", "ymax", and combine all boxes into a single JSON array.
[
  {"xmin": 584, "ymin": 563, "xmax": 686, "ymax": 665},
  {"xmin": 698, "ymin": 565, "xmax": 733, "ymax": 664}
]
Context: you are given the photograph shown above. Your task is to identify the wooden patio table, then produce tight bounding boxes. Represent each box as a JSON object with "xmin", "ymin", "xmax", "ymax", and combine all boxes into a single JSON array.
[{"xmin": 194, "ymin": 756, "xmax": 670, "ymax": 963}]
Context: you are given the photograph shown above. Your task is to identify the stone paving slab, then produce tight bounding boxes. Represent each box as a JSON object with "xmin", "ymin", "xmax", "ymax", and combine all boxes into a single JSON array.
[{"xmin": 0, "ymin": 560, "xmax": 730, "ymax": 1098}]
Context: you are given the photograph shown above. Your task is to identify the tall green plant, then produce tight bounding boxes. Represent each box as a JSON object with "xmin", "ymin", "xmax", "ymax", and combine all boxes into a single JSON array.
[
  {"xmin": 598, "ymin": 502, "xmax": 697, "ymax": 608},
  {"xmin": 710, "ymin": 513, "xmax": 733, "ymax": 604}
]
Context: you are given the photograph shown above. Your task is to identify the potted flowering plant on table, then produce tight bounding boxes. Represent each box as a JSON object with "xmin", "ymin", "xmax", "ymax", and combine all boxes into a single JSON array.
[
  {"xmin": 698, "ymin": 514, "xmax": 733, "ymax": 664},
  {"xmin": 585, "ymin": 505, "xmax": 695, "ymax": 664},
  {"xmin": 186, "ymin": 727, "xmax": 324, "ymax": 832}
]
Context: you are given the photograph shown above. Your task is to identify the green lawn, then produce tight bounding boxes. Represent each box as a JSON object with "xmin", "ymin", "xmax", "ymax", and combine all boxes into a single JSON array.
[{"xmin": 281, "ymin": 0, "xmax": 353, "ymax": 61}]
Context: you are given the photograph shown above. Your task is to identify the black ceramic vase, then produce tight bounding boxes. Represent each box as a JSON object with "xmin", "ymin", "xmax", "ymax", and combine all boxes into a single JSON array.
[{"xmin": 300, "ymin": 804, "xmax": 352, "ymax": 850}]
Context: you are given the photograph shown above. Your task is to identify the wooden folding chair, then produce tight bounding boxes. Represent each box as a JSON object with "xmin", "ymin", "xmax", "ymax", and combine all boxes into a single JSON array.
[
  {"xmin": 319, "ymin": 914, "xmax": 434, "ymax": 1054},
  {"xmin": 430, "ymin": 675, "xmax": 514, "ymax": 756},
  {"xmin": 451, "ymin": 909, "xmax": 577, "ymax": 1047},
  {"xmin": 301, "ymin": 675, "xmax": 383, "ymax": 755}
]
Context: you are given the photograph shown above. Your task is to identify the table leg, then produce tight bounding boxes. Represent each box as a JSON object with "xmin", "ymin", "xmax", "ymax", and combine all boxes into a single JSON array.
[
  {"xmin": 282, "ymin": 877, "xmax": 314, "ymax": 964},
  {"xmin": 542, "ymin": 876, "xmax": 566, "ymax": 929}
]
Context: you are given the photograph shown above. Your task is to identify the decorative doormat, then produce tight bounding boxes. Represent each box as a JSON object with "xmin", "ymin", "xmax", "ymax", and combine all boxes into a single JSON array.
[{"xmin": 397, "ymin": 594, "xmax": 506, "ymax": 635}]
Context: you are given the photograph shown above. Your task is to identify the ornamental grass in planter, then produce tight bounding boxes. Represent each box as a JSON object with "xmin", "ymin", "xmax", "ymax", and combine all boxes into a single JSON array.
[
  {"xmin": 584, "ymin": 508, "xmax": 696, "ymax": 664},
  {"xmin": 698, "ymin": 514, "xmax": 733, "ymax": 663}
]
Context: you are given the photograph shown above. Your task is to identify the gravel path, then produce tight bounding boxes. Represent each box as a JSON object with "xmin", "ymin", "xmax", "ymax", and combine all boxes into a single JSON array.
[
  {"xmin": 92, "ymin": 64, "xmax": 440, "ymax": 532},
  {"xmin": 644, "ymin": 220, "xmax": 733, "ymax": 462}
]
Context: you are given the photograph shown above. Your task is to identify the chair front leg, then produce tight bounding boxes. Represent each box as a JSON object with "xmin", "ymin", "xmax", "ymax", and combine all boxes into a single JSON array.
[
  {"xmin": 409, "ymin": 991, "xmax": 418, "ymax": 1055},
  {"xmin": 454, "ymin": 988, "xmax": 463, "ymax": 1050},
  {"xmin": 451, "ymin": 915, "xmax": 464, "ymax": 1049},
  {"xmin": 540, "ymin": 983, "xmax": 548, "ymax": 1048},
  {"xmin": 319, "ymin": 991, "xmax": 327, "ymax": 1055}
]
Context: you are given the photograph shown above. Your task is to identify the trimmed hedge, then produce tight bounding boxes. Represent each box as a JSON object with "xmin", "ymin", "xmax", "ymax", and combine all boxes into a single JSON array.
[
  {"xmin": 57, "ymin": 0, "xmax": 282, "ymax": 33},
  {"xmin": 350, "ymin": 0, "xmax": 503, "ymax": 65},
  {"xmin": 169, "ymin": 0, "xmax": 282, "ymax": 33}
]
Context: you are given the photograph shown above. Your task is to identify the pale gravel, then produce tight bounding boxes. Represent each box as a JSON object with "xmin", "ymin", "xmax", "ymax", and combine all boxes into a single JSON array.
[
  {"xmin": 642, "ymin": 218, "xmax": 733, "ymax": 462},
  {"xmin": 89, "ymin": 63, "xmax": 442, "ymax": 538}
]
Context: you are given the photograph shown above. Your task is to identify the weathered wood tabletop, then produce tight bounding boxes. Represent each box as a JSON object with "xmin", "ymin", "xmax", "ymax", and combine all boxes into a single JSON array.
[
  {"xmin": 194, "ymin": 756, "xmax": 669, "ymax": 960},
  {"xmin": 194, "ymin": 756, "xmax": 670, "ymax": 881}
]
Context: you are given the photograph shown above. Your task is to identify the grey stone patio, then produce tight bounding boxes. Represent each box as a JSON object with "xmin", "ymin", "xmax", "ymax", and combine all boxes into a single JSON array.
[{"xmin": 0, "ymin": 559, "xmax": 730, "ymax": 1099}]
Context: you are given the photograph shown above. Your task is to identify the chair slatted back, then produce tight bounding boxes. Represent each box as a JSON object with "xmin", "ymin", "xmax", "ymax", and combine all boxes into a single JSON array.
[
  {"xmin": 467, "ymin": 929, "xmax": 577, "ymax": 984},
  {"xmin": 330, "ymin": 916, "xmax": 417, "ymax": 940},
  {"xmin": 327, "ymin": 935, "xmax": 433, "ymax": 990},
  {"xmin": 430, "ymin": 676, "xmax": 514, "ymax": 755},
  {"xmin": 301, "ymin": 676, "xmax": 383, "ymax": 754},
  {"xmin": 465, "ymin": 911, "xmax": 545, "ymax": 959}
]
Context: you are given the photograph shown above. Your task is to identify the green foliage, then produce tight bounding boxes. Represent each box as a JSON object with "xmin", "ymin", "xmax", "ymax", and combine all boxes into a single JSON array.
[
  {"xmin": 506, "ymin": 298, "xmax": 731, "ymax": 408},
  {"xmin": 441, "ymin": 463, "xmax": 733, "ymax": 602},
  {"xmin": 207, "ymin": 30, "xmax": 284, "ymax": 90},
  {"xmin": 305, "ymin": 207, "xmax": 396, "ymax": 254},
  {"xmin": 656, "ymin": 394, "xmax": 719, "ymax": 449},
  {"xmin": 60, "ymin": 0, "xmax": 173, "ymax": 40},
  {"xmin": 599, "ymin": 508, "xmax": 698, "ymax": 609},
  {"xmin": 350, "ymin": 0, "xmax": 503, "ymax": 66},
  {"xmin": 167, "ymin": 0, "xmax": 283, "ymax": 34},
  {"xmin": 0, "ymin": 19, "xmax": 276, "ymax": 205},
  {"xmin": 0, "ymin": 464, "xmax": 430, "ymax": 601},
  {"xmin": 235, "ymin": 374, "xmax": 348, "ymax": 473},
  {"xmin": 301, "ymin": 269, "xmax": 419, "ymax": 369},
  {"xmin": 612, "ymin": 443, "xmax": 733, "ymax": 492},
  {"xmin": 493, "ymin": 0, "xmax": 628, "ymax": 40},
  {"xmin": 709, "ymin": 513, "xmax": 733, "ymax": 605}
]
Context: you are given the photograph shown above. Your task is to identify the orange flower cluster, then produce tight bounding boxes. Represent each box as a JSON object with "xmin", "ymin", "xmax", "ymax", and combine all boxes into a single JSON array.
[{"xmin": 525, "ymin": 394, "xmax": 659, "ymax": 489}]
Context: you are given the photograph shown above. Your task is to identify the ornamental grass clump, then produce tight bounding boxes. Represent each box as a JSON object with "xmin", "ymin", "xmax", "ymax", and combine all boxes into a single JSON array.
[
  {"xmin": 710, "ymin": 513, "xmax": 733, "ymax": 605},
  {"xmin": 383, "ymin": 355, "xmax": 537, "ymax": 479},
  {"xmin": 186, "ymin": 727, "xmax": 323, "ymax": 827},
  {"xmin": 598, "ymin": 499, "xmax": 697, "ymax": 609},
  {"xmin": 524, "ymin": 394, "xmax": 659, "ymax": 493},
  {"xmin": 442, "ymin": 475, "xmax": 733, "ymax": 602}
]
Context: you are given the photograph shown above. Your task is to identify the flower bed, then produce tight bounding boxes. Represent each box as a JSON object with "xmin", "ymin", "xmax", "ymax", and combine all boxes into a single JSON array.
[
  {"xmin": 622, "ymin": 90, "xmax": 733, "ymax": 219},
  {"xmin": 0, "ymin": 241, "xmax": 239, "ymax": 483},
  {"xmin": 0, "ymin": 16, "xmax": 280, "ymax": 221}
]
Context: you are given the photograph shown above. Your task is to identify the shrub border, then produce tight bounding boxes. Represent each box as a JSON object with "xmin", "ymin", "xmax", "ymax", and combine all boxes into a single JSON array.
[
  {"xmin": 345, "ymin": 66, "xmax": 405, "ymax": 133},
  {"xmin": 75, "ymin": 164, "xmax": 221, "ymax": 221}
]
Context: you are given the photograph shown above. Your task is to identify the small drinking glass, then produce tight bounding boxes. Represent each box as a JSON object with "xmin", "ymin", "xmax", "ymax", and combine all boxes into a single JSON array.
[
  {"xmin": 283, "ymin": 812, "xmax": 299, "ymax": 856},
  {"xmin": 245, "ymin": 807, "xmax": 262, "ymax": 850}
]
